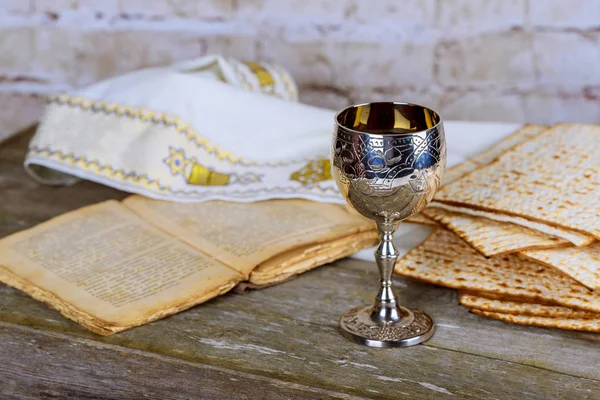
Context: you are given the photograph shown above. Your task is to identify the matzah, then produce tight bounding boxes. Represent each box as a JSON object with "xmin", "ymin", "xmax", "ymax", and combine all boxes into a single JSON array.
[
  {"xmin": 422, "ymin": 207, "xmax": 567, "ymax": 257},
  {"xmin": 424, "ymin": 123, "xmax": 592, "ymax": 252},
  {"xmin": 459, "ymin": 290, "xmax": 555, "ymax": 304},
  {"xmin": 394, "ymin": 229, "xmax": 600, "ymax": 312},
  {"xmin": 470, "ymin": 309, "xmax": 600, "ymax": 332},
  {"xmin": 458, "ymin": 124, "xmax": 547, "ymax": 169},
  {"xmin": 423, "ymin": 206, "xmax": 600, "ymax": 289},
  {"xmin": 521, "ymin": 242, "xmax": 600, "ymax": 291},
  {"xmin": 435, "ymin": 124, "xmax": 600, "ymax": 240},
  {"xmin": 405, "ymin": 213, "xmax": 436, "ymax": 225},
  {"xmin": 427, "ymin": 203, "xmax": 593, "ymax": 247},
  {"xmin": 459, "ymin": 293, "xmax": 598, "ymax": 319},
  {"xmin": 441, "ymin": 124, "xmax": 547, "ymax": 186},
  {"xmin": 405, "ymin": 125, "xmax": 546, "ymax": 227}
]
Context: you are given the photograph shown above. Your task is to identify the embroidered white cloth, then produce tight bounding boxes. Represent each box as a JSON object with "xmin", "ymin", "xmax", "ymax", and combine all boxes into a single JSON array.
[
  {"xmin": 26, "ymin": 54, "xmax": 520, "ymax": 209},
  {"xmin": 26, "ymin": 55, "xmax": 341, "ymax": 203}
]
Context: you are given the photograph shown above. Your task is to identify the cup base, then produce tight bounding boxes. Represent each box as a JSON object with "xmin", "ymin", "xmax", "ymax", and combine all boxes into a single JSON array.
[{"xmin": 338, "ymin": 305, "xmax": 434, "ymax": 348}]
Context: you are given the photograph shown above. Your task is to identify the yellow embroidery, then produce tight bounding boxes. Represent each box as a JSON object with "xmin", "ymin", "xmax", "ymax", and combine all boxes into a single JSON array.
[
  {"xmin": 188, "ymin": 164, "xmax": 231, "ymax": 186},
  {"xmin": 243, "ymin": 61, "xmax": 275, "ymax": 87},
  {"xmin": 274, "ymin": 66, "xmax": 299, "ymax": 101},
  {"xmin": 163, "ymin": 147, "xmax": 262, "ymax": 187},
  {"xmin": 28, "ymin": 146, "xmax": 168, "ymax": 191},
  {"xmin": 47, "ymin": 94, "xmax": 311, "ymax": 168},
  {"xmin": 48, "ymin": 95, "xmax": 247, "ymax": 165},
  {"xmin": 232, "ymin": 60, "xmax": 283, "ymax": 99},
  {"xmin": 290, "ymin": 159, "xmax": 332, "ymax": 185},
  {"xmin": 163, "ymin": 147, "xmax": 189, "ymax": 175},
  {"xmin": 28, "ymin": 144, "xmax": 339, "ymax": 198}
]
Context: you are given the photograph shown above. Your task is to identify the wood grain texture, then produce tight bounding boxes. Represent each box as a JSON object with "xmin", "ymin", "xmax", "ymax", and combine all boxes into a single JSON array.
[
  {"xmin": 1, "ymin": 129, "xmax": 600, "ymax": 399},
  {"xmin": 0, "ymin": 322, "xmax": 361, "ymax": 400},
  {"xmin": 2, "ymin": 262, "xmax": 600, "ymax": 399}
]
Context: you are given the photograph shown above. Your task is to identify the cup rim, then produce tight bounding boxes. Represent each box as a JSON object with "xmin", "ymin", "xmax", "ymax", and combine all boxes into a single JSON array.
[{"xmin": 334, "ymin": 101, "xmax": 442, "ymax": 136}]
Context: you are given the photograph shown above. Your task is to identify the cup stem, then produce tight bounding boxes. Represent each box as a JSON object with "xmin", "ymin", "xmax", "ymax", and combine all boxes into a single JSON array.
[
  {"xmin": 370, "ymin": 222, "xmax": 407, "ymax": 323},
  {"xmin": 337, "ymin": 220, "xmax": 435, "ymax": 347}
]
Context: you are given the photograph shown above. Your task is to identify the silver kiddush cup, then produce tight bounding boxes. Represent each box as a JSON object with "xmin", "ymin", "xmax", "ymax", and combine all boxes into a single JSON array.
[{"xmin": 332, "ymin": 102, "xmax": 446, "ymax": 347}]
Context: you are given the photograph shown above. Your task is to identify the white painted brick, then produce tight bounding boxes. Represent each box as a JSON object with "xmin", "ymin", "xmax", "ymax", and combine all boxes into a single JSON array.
[
  {"xmin": 530, "ymin": 0, "xmax": 600, "ymax": 28},
  {"xmin": 329, "ymin": 41, "xmax": 436, "ymax": 90},
  {"xmin": 0, "ymin": 27, "xmax": 33, "ymax": 76},
  {"xmin": 34, "ymin": 0, "xmax": 119, "ymax": 14},
  {"xmin": 120, "ymin": 0, "xmax": 234, "ymax": 19},
  {"xmin": 260, "ymin": 38, "xmax": 435, "ymax": 91},
  {"xmin": 298, "ymin": 86, "xmax": 349, "ymax": 111},
  {"xmin": 236, "ymin": 0, "xmax": 345, "ymax": 22},
  {"xmin": 258, "ymin": 40, "xmax": 333, "ymax": 87},
  {"xmin": 438, "ymin": 0, "xmax": 525, "ymax": 29},
  {"xmin": 439, "ymin": 91, "xmax": 525, "ymax": 123},
  {"xmin": 114, "ymin": 31, "xmax": 203, "ymax": 76},
  {"xmin": 33, "ymin": 29, "xmax": 203, "ymax": 86},
  {"xmin": 32, "ymin": 29, "xmax": 116, "ymax": 86},
  {"xmin": 0, "ymin": 0, "xmax": 31, "ymax": 13},
  {"xmin": 533, "ymin": 32, "xmax": 600, "ymax": 86},
  {"xmin": 351, "ymin": 87, "xmax": 443, "ymax": 112},
  {"xmin": 301, "ymin": 86, "xmax": 444, "ymax": 114},
  {"xmin": 0, "ymin": 0, "xmax": 599, "ymax": 128},
  {"xmin": 523, "ymin": 93, "xmax": 600, "ymax": 124},
  {"xmin": 203, "ymin": 36, "xmax": 257, "ymax": 61},
  {"xmin": 437, "ymin": 31, "xmax": 535, "ymax": 89},
  {"xmin": 0, "ymin": 92, "xmax": 44, "ymax": 143},
  {"xmin": 344, "ymin": 0, "xmax": 435, "ymax": 25}
]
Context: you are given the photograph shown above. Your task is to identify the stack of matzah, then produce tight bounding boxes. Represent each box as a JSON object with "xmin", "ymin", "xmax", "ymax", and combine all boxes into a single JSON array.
[{"xmin": 395, "ymin": 124, "xmax": 600, "ymax": 332}]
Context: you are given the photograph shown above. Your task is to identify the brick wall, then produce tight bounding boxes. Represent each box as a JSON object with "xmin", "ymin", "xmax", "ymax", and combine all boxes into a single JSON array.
[{"xmin": 1, "ymin": 0, "xmax": 600, "ymax": 141}]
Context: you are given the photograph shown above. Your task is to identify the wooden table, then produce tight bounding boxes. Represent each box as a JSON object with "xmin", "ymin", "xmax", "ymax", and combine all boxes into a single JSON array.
[{"xmin": 1, "ymin": 130, "xmax": 599, "ymax": 400}]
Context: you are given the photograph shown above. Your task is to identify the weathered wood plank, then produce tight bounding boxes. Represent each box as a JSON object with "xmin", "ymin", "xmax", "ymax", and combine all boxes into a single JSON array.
[
  {"xmin": 0, "ymin": 322, "xmax": 362, "ymax": 400},
  {"xmin": 2, "ymin": 128, "xmax": 600, "ymax": 399},
  {"xmin": 2, "ymin": 270, "xmax": 600, "ymax": 400}
]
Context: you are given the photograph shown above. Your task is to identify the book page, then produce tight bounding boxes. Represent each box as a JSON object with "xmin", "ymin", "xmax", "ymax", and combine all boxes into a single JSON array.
[
  {"xmin": 0, "ymin": 200, "xmax": 242, "ymax": 334},
  {"xmin": 249, "ymin": 230, "xmax": 379, "ymax": 285},
  {"xmin": 123, "ymin": 196, "xmax": 376, "ymax": 277}
]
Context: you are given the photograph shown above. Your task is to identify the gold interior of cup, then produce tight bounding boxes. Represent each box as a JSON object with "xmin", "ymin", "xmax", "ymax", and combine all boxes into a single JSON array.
[{"xmin": 336, "ymin": 102, "xmax": 440, "ymax": 134}]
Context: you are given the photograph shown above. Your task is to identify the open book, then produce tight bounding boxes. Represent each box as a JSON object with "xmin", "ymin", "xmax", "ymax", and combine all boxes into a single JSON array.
[{"xmin": 0, "ymin": 196, "xmax": 378, "ymax": 335}]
